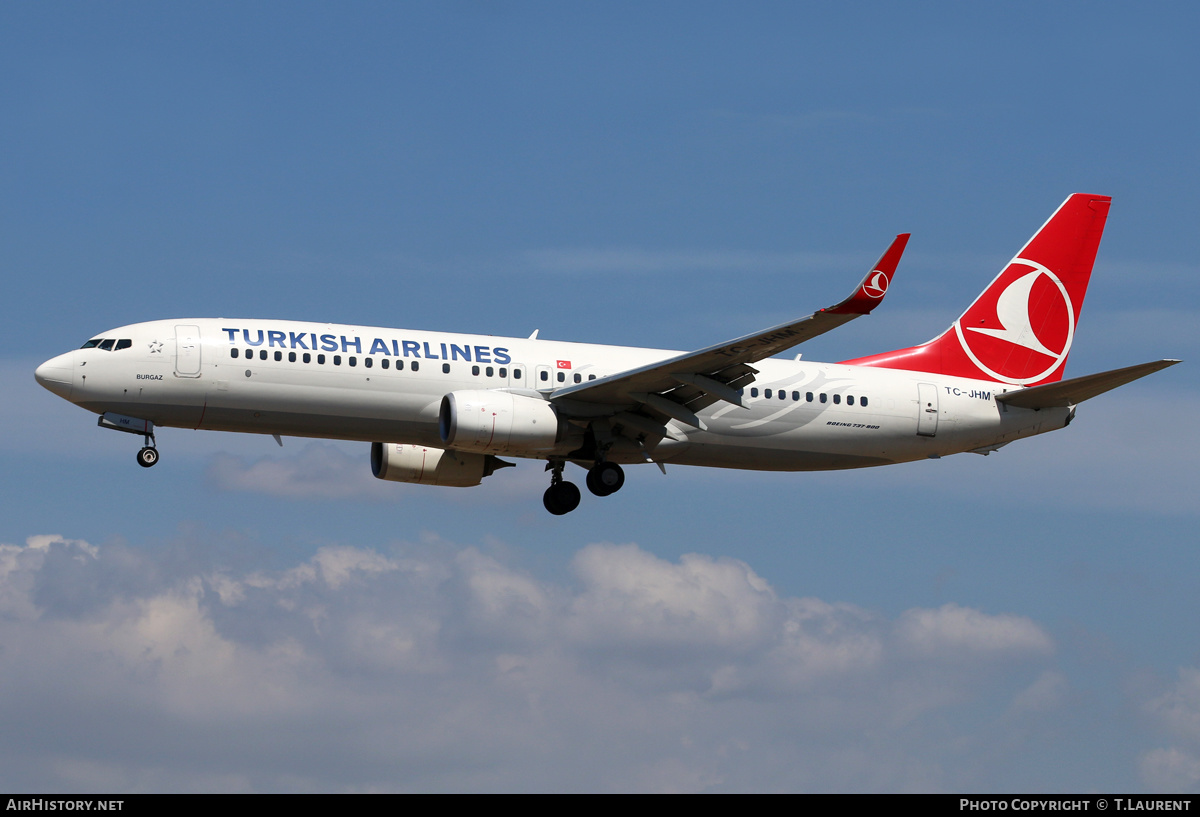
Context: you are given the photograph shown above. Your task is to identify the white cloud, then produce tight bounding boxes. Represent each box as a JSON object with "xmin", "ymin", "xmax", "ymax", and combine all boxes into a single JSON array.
[
  {"xmin": 1007, "ymin": 670, "xmax": 1070, "ymax": 717},
  {"xmin": 207, "ymin": 443, "xmax": 397, "ymax": 500},
  {"xmin": 895, "ymin": 603, "xmax": 1053, "ymax": 658},
  {"xmin": 0, "ymin": 533, "xmax": 1074, "ymax": 792},
  {"xmin": 1146, "ymin": 668, "xmax": 1200, "ymax": 742},
  {"xmin": 1135, "ymin": 668, "xmax": 1200, "ymax": 792},
  {"xmin": 567, "ymin": 543, "xmax": 779, "ymax": 653},
  {"xmin": 1140, "ymin": 748, "xmax": 1200, "ymax": 793}
]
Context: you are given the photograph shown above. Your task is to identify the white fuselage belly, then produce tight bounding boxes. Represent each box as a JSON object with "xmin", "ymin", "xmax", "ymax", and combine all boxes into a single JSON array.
[{"xmin": 55, "ymin": 318, "xmax": 1067, "ymax": 471}]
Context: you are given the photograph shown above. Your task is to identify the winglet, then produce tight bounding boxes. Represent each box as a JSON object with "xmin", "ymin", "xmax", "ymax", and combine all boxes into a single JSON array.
[{"xmin": 825, "ymin": 233, "xmax": 910, "ymax": 315}]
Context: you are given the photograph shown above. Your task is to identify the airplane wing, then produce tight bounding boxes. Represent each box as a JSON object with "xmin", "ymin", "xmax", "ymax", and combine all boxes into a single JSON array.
[
  {"xmin": 548, "ymin": 234, "xmax": 910, "ymax": 436},
  {"xmin": 995, "ymin": 359, "xmax": 1180, "ymax": 409}
]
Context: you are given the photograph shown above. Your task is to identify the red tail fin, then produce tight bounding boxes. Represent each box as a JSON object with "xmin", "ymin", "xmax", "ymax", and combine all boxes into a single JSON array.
[{"xmin": 843, "ymin": 194, "xmax": 1111, "ymax": 385}]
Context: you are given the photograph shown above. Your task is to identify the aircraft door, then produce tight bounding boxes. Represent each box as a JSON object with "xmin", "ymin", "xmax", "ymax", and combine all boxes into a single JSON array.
[
  {"xmin": 175, "ymin": 325, "xmax": 202, "ymax": 378},
  {"xmin": 917, "ymin": 382, "xmax": 938, "ymax": 437}
]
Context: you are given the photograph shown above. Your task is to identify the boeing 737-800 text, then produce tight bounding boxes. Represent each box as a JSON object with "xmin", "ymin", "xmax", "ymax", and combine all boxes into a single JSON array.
[{"xmin": 35, "ymin": 194, "xmax": 1178, "ymax": 514}]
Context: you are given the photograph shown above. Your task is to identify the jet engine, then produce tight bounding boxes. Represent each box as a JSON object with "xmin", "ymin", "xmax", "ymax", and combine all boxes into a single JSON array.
[
  {"xmin": 438, "ymin": 390, "xmax": 563, "ymax": 455},
  {"xmin": 370, "ymin": 442, "xmax": 508, "ymax": 487}
]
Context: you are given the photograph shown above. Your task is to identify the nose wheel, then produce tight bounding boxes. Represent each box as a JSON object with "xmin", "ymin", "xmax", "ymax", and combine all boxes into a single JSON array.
[{"xmin": 136, "ymin": 446, "xmax": 159, "ymax": 468}]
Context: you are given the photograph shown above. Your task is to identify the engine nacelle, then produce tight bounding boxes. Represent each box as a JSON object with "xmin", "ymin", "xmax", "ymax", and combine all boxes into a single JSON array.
[
  {"xmin": 439, "ymin": 390, "xmax": 561, "ymax": 455},
  {"xmin": 370, "ymin": 442, "xmax": 502, "ymax": 487}
]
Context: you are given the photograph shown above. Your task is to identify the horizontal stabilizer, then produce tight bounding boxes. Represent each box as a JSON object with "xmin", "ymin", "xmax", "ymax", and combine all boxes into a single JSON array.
[{"xmin": 995, "ymin": 359, "xmax": 1180, "ymax": 409}]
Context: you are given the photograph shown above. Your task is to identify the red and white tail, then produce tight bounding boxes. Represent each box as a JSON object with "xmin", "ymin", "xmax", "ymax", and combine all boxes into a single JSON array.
[{"xmin": 843, "ymin": 194, "xmax": 1112, "ymax": 386}]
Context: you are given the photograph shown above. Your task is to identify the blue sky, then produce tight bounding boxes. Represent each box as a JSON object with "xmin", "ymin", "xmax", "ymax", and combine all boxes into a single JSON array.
[{"xmin": 2, "ymin": 2, "xmax": 1198, "ymax": 792}]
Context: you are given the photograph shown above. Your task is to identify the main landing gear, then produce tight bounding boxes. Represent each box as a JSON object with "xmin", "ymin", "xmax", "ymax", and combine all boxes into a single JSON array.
[{"xmin": 543, "ymin": 460, "xmax": 626, "ymax": 515}]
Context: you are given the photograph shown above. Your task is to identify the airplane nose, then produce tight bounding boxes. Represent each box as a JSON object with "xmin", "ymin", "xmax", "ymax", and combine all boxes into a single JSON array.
[{"xmin": 34, "ymin": 352, "xmax": 74, "ymax": 399}]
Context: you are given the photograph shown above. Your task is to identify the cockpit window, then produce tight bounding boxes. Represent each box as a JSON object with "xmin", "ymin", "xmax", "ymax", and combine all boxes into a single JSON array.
[{"xmin": 80, "ymin": 337, "xmax": 133, "ymax": 350}]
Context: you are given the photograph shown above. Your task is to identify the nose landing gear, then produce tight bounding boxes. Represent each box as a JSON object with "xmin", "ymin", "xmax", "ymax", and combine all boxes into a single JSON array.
[{"xmin": 98, "ymin": 412, "xmax": 159, "ymax": 468}]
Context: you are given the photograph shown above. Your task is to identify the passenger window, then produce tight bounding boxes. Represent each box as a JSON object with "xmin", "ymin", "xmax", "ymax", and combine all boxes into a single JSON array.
[
  {"xmin": 498, "ymin": 368, "xmax": 507, "ymax": 378},
  {"xmin": 411, "ymin": 361, "xmax": 419, "ymax": 372},
  {"xmin": 303, "ymin": 353, "xmax": 311, "ymax": 363},
  {"xmin": 792, "ymin": 391, "xmax": 800, "ymax": 401},
  {"xmin": 765, "ymin": 389, "xmax": 772, "ymax": 398},
  {"xmin": 573, "ymin": 373, "xmax": 581, "ymax": 383},
  {"xmin": 231, "ymin": 348, "xmax": 239, "ymax": 359},
  {"xmin": 397, "ymin": 360, "xmax": 405, "ymax": 371},
  {"xmin": 820, "ymin": 393, "xmax": 827, "ymax": 403},
  {"xmin": 472, "ymin": 365, "xmax": 480, "ymax": 376},
  {"xmin": 861, "ymin": 396, "xmax": 868, "ymax": 407},
  {"xmin": 381, "ymin": 358, "xmax": 389, "ymax": 369},
  {"xmin": 847, "ymin": 395, "xmax": 854, "ymax": 406},
  {"xmin": 557, "ymin": 371, "xmax": 565, "ymax": 382},
  {"xmin": 513, "ymin": 368, "xmax": 521, "ymax": 379},
  {"xmin": 288, "ymin": 352, "xmax": 296, "ymax": 362},
  {"xmin": 349, "ymin": 357, "xmax": 357, "ymax": 367},
  {"xmin": 540, "ymin": 371, "xmax": 549, "ymax": 382},
  {"xmin": 274, "ymin": 351, "xmax": 282, "ymax": 362},
  {"xmin": 442, "ymin": 363, "xmax": 450, "ymax": 374},
  {"xmin": 364, "ymin": 357, "xmax": 372, "ymax": 368},
  {"xmin": 751, "ymin": 388, "xmax": 759, "ymax": 397},
  {"xmin": 589, "ymin": 374, "xmax": 596, "ymax": 381},
  {"xmin": 115, "ymin": 339, "xmax": 132, "ymax": 350},
  {"xmin": 318, "ymin": 354, "xmax": 326, "ymax": 364},
  {"xmin": 99, "ymin": 339, "xmax": 114, "ymax": 351},
  {"xmin": 487, "ymin": 367, "xmax": 494, "ymax": 377},
  {"xmin": 333, "ymin": 355, "xmax": 341, "ymax": 365},
  {"xmin": 833, "ymin": 394, "xmax": 841, "ymax": 404},
  {"xmin": 806, "ymin": 392, "xmax": 813, "ymax": 402}
]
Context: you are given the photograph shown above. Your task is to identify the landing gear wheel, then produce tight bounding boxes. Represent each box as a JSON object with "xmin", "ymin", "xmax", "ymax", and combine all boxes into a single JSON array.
[
  {"xmin": 136, "ymin": 446, "xmax": 159, "ymax": 468},
  {"xmin": 586, "ymin": 462, "xmax": 625, "ymax": 497},
  {"xmin": 543, "ymin": 481, "xmax": 581, "ymax": 515}
]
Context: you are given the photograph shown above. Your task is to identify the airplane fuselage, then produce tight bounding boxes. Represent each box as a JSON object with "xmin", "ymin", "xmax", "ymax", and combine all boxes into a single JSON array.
[{"xmin": 37, "ymin": 318, "xmax": 1068, "ymax": 472}]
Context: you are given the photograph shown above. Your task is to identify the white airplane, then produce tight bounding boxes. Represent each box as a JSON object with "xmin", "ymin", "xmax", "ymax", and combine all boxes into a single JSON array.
[{"xmin": 35, "ymin": 194, "xmax": 1178, "ymax": 514}]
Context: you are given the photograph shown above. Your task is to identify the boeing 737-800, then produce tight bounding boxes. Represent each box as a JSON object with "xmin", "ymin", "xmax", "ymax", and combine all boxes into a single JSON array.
[{"xmin": 34, "ymin": 194, "xmax": 1178, "ymax": 514}]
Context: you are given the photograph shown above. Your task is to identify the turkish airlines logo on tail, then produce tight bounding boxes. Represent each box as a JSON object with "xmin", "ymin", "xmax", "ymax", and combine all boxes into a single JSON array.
[
  {"xmin": 862, "ymin": 270, "xmax": 889, "ymax": 299},
  {"xmin": 952, "ymin": 259, "xmax": 1075, "ymax": 385}
]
